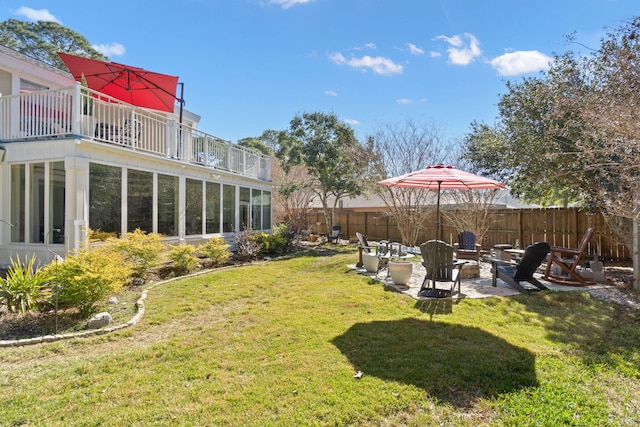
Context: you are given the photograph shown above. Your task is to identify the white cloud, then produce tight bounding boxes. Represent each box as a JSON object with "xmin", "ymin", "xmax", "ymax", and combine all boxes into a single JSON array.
[
  {"xmin": 430, "ymin": 51, "xmax": 441, "ymax": 58},
  {"xmin": 269, "ymin": 0, "xmax": 314, "ymax": 9},
  {"xmin": 490, "ymin": 50, "xmax": 552, "ymax": 76},
  {"xmin": 92, "ymin": 43, "xmax": 126, "ymax": 57},
  {"xmin": 354, "ymin": 42, "xmax": 377, "ymax": 51},
  {"xmin": 407, "ymin": 43, "xmax": 424, "ymax": 55},
  {"xmin": 435, "ymin": 33, "xmax": 482, "ymax": 65},
  {"xmin": 329, "ymin": 52, "xmax": 403, "ymax": 76},
  {"xmin": 343, "ymin": 118, "xmax": 360, "ymax": 125},
  {"xmin": 13, "ymin": 7, "xmax": 60, "ymax": 23},
  {"xmin": 396, "ymin": 97, "xmax": 426, "ymax": 105},
  {"xmin": 324, "ymin": 90, "xmax": 338, "ymax": 96}
]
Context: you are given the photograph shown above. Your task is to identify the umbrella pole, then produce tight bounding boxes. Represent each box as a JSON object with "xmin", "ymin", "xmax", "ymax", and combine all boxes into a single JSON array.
[
  {"xmin": 432, "ymin": 181, "xmax": 442, "ymax": 289},
  {"xmin": 178, "ymin": 82, "xmax": 184, "ymax": 125},
  {"xmin": 178, "ymin": 83, "xmax": 184, "ymax": 152}
]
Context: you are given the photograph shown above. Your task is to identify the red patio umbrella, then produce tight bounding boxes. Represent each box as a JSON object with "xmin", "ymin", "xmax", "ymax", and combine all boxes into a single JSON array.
[
  {"xmin": 57, "ymin": 52, "xmax": 180, "ymax": 113},
  {"xmin": 378, "ymin": 164, "xmax": 506, "ymax": 296},
  {"xmin": 377, "ymin": 164, "xmax": 506, "ymax": 191},
  {"xmin": 378, "ymin": 164, "xmax": 506, "ymax": 237}
]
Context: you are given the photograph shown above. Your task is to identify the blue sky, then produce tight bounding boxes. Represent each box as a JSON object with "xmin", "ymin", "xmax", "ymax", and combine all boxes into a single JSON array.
[{"xmin": 2, "ymin": 1, "xmax": 639, "ymax": 144}]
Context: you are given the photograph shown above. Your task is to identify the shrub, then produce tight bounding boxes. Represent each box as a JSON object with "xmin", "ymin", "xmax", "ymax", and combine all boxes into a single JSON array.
[
  {"xmin": 197, "ymin": 237, "xmax": 231, "ymax": 267},
  {"xmin": 233, "ymin": 228, "xmax": 263, "ymax": 262},
  {"xmin": 0, "ymin": 254, "xmax": 49, "ymax": 314},
  {"xmin": 274, "ymin": 222, "xmax": 296, "ymax": 243},
  {"xmin": 254, "ymin": 232, "xmax": 272, "ymax": 255},
  {"xmin": 252, "ymin": 223, "xmax": 297, "ymax": 256},
  {"xmin": 269, "ymin": 223, "xmax": 296, "ymax": 255},
  {"xmin": 106, "ymin": 229, "xmax": 166, "ymax": 279},
  {"xmin": 254, "ymin": 232, "xmax": 281, "ymax": 255},
  {"xmin": 40, "ymin": 246, "xmax": 132, "ymax": 317},
  {"xmin": 168, "ymin": 244, "xmax": 199, "ymax": 275},
  {"xmin": 87, "ymin": 228, "xmax": 118, "ymax": 242}
]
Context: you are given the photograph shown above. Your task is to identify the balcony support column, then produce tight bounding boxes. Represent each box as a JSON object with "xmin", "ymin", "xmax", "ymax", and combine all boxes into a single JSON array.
[{"xmin": 71, "ymin": 83, "xmax": 82, "ymax": 136}]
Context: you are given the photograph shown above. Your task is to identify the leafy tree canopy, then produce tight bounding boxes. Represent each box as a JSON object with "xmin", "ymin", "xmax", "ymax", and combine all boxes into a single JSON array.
[
  {"xmin": 237, "ymin": 136, "xmax": 274, "ymax": 156},
  {"xmin": 462, "ymin": 17, "xmax": 640, "ymax": 280},
  {"xmin": 0, "ymin": 18, "xmax": 107, "ymax": 69},
  {"xmin": 275, "ymin": 111, "xmax": 369, "ymax": 229},
  {"xmin": 460, "ymin": 22, "xmax": 640, "ymax": 209}
]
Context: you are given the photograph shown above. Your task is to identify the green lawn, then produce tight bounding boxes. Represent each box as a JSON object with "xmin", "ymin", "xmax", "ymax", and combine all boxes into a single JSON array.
[{"xmin": 1, "ymin": 245, "xmax": 639, "ymax": 426}]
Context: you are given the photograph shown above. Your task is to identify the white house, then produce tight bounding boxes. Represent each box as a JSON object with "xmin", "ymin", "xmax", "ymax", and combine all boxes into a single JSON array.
[{"xmin": 0, "ymin": 46, "xmax": 272, "ymax": 267}]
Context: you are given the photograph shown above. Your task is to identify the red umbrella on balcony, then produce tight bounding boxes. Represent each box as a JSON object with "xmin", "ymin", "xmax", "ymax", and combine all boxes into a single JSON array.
[
  {"xmin": 378, "ymin": 164, "xmax": 506, "ymax": 296},
  {"xmin": 57, "ymin": 52, "xmax": 181, "ymax": 113}
]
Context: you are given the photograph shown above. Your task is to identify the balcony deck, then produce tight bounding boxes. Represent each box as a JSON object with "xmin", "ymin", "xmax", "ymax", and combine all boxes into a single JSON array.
[{"xmin": 0, "ymin": 84, "xmax": 271, "ymax": 182}]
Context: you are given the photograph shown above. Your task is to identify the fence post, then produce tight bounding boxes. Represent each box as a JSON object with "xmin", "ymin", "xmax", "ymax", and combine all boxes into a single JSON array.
[
  {"xmin": 518, "ymin": 210, "xmax": 523, "ymax": 248},
  {"xmin": 386, "ymin": 215, "xmax": 390, "ymax": 240},
  {"xmin": 575, "ymin": 208, "xmax": 580, "ymax": 247},
  {"xmin": 364, "ymin": 212, "xmax": 368, "ymax": 237}
]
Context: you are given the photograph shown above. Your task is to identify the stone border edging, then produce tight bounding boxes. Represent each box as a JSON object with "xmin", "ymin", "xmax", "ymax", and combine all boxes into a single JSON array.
[{"xmin": 0, "ymin": 290, "xmax": 148, "ymax": 348}]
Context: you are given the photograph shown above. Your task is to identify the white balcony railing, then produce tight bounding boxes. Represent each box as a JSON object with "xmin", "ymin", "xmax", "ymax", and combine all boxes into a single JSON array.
[{"xmin": 0, "ymin": 84, "xmax": 271, "ymax": 182}]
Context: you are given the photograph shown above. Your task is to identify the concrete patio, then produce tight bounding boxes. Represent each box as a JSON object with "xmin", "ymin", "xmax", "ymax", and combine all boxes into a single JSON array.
[{"xmin": 350, "ymin": 260, "xmax": 616, "ymax": 300}]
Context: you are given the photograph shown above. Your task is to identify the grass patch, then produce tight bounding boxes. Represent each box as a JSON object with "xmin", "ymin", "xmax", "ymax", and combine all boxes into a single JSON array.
[{"xmin": 0, "ymin": 245, "xmax": 639, "ymax": 426}]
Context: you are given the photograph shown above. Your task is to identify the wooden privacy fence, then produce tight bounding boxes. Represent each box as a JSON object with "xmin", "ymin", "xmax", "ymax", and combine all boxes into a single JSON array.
[{"xmin": 305, "ymin": 208, "xmax": 630, "ymax": 261}]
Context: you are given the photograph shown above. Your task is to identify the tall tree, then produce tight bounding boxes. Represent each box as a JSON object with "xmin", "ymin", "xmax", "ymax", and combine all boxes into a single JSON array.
[
  {"xmin": 463, "ymin": 17, "xmax": 640, "ymax": 288},
  {"xmin": 370, "ymin": 119, "xmax": 453, "ymax": 245},
  {"xmin": 441, "ymin": 156, "xmax": 503, "ymax": 246},
  {"xmin": 270, "ymin": 160, "xmax": 316, "ymax": 235},
  {"xmin": 0, "ymin": 19, "xmax": 107, "ymax": 69},
  {"xmin": 565, "ymin": 18, "xmax": 640, "ymax": 287},
  {"xmin": 276, "ymin": 111, "xmax": 368, "ymax": 232}
]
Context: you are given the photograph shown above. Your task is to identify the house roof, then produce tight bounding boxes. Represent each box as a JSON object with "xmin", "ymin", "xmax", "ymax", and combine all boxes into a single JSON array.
[
  {"xmin": 308, "ymin": 189, "xmax": 539, "ymax": 211},
  {"xmin": 0, "ymin": 44, "xmax": 72, "ymax": 78}
]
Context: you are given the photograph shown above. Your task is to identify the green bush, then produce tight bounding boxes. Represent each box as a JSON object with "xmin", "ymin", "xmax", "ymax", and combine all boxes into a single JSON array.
[
  {"xmin": 255, "ymin": 223, "xmax": 296, "ymax": 256},
  {"xmin": 40, "ymin": 246, "xmax": 133, "ymax": 317},
  {"xmin": 106, "ymin": 229, "xmax": 166, "ymax": 279},
  {"xmin": 254, "ymin": 232, "xmax": 272, "ymax": 255},
  {"xmin": 197, "ymin": 237, "xmax": 231, "ymax": 267},
  {"xmin": 168, "ymin": 244, "xmax": 199, "ymax": 275},
  {"xmin": 0, "ymin": 254, "xmax": 49, "ymax": 314}
]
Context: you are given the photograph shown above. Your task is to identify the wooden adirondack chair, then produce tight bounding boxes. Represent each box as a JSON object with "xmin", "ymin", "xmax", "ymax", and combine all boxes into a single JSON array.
[
  {"xmin": 544, "ymin": 228, "xmax": 594, "ymax": 286},
  {"xmin": 453, "ymin": 230, "xmax": 482, "ymax": 264},
  {"xmin": 419, "ymin": 240, "xmax": 466, "ymax": 298},
  {"xmin": 490, "ymin": 241, "xmax": 550, "ymax": 293}
]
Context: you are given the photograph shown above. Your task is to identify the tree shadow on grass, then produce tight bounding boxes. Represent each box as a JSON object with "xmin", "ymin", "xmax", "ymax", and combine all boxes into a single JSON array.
[
  {"xmin": 414, "ymin": 298, "xmax": 454, "ymax": 317},
  {"xmin": 331, "ymin": 317, "xmax": 538, "ymax": 407}
]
